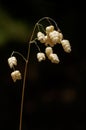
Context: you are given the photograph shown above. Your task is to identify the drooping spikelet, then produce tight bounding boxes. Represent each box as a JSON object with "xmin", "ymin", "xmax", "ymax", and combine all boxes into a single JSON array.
[
  {"xmin": 11, "ymin": 70, "xmax": 22, "ymax": 82},
  {"xmin": 61, "ymin": 39, "xmax": 71, "ymax": 53},
  {"xmin": 45, "ymin": 46, "xmax": 53, "ymax": 57},
  {"xmin": 37, "ymin": 52, "xmax": 46, "ymax": 62},
  {"xmin": 48, "ymin": 53, "xmax": 60, "ymax": 64},
  {"xmin": 8, "ymin": 56, "xmax": 17, "ymax": 68}
]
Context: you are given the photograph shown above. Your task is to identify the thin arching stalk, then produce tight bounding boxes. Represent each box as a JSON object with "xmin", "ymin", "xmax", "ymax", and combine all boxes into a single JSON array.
[
  {"xmin": 36, "ymin": 17, "xmax": 60, "ymax": 31},
  {"xmin": 11, "ymin": 51, "xmax": 27, "ymax": 62}
]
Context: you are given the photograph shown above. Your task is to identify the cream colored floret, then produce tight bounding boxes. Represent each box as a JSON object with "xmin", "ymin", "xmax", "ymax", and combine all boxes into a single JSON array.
[
  {"xmin": 37, "ymin": 32, "xmax": 45, "ymax": 43},
  {"xmin": 61, "ymin": 39, "xmax": 71, "ymax": 53},
  {"xmin": 37, "ymin": 52, "xmax": 46, "ymax": 62},
  {"xmin": 48, "ymin": 53, "xmax": 60, "ymax": 64},
  {"xmin": 11, "ymin": 70, "xmax": 22, "ymax": 82},
  {"xmin": 8, "ymin": 56, "xmax": 17, "ymax": 68},
  {"xmin": 46, "ymin": 25, "xmax": 54, "ymax": 34},
  {"xmin": 49, "ymin": 30, "xmax": 62, "ymax": 44},
  {"xmin": 45, "ymin": 46, "xmax": 53, "ymax": 57}
]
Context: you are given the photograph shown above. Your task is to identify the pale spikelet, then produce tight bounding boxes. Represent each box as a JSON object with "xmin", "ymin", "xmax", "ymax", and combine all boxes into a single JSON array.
[
  {"xmin": 44, "ymin": 35, "xmax": 53, "ymax": 46},
  {"xmin": 48, "ymin": 53, "xmax": 60, "ymax": 64},
  {"xmin": 45, "ymin": 46, "xmax": 53, "ymax": 57},
  {"xmin": 11, "ymin": 70, "xmax": 22, "ymax": 82},
  {"xmin": 61, "ymin": 39, "xmax": 71, "ymax": 53},
  {"xmin": 8, "ymin": 56, "xmax": 17, "ymax": 68},
  {"xmin": 59, "ymin": 33, "xmax": 63, "ymax": 42},
  {"xmin": 37, "ymin": 52, "xmax": 46, "ymax": 62},
  {"xmin": 37, "ymin": 32, "xmax": 45, "ymax": 43},
  {"xmin": 44, "ymin": 35, "xmax": 56, "ymax": 47},
  {"xmin": 44, "ymin": 35, "xmax": 48, "ymax": 46},
  {"xmin": 49, "ymin": 30, "xmax": 61, "ymax": 44},
  {"xmin": 46, "ymin": 25, "xmax": 54, "ymax": 34}
]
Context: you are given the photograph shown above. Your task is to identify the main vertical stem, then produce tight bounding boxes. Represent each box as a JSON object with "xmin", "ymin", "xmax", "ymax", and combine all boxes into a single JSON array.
[
  {"xmin": 19, "ymin": 43, "xmax": 30, "ymax": 130},
  {"xmin": 19, "ymin": 23, "xmax": 37, "ymax": 130}
]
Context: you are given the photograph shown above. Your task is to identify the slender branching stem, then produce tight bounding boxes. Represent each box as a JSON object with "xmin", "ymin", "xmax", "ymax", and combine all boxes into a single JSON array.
[
  {"xmin": 19, "ymin": 17, "xmax": 58, "ymax": 130},
  {"xmin": 8, "ymin": 16, "xmax": 70, "ymax": 130}
]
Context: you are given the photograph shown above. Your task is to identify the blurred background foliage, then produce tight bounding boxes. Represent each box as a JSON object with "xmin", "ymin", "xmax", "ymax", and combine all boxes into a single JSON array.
[
  {"xmin": 0, "ymin": 8, "xmax": 31, "ymax": 46},
  {"xmin": 0, "ymin": 0, "xmax": 85, "ymax": 130}
]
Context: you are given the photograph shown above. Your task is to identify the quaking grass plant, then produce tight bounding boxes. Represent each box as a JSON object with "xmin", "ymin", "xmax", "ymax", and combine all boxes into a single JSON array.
[{"xmin": 8, "ymin": 17, "xmax": 71, "ymax": 130}]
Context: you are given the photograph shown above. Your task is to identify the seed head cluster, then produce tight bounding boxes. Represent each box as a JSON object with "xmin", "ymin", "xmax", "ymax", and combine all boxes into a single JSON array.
[
  {"xmin": 37, "ymin": 25, "xmax": 71, "ymax": 63},
  {"xmin": 8, "ymin": 18, "xmax": 71, "ymax": 82}
]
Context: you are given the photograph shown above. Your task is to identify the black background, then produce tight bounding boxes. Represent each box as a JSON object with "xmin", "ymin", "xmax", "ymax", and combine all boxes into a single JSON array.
[{"xmin": 0, "ymin": 0, "xmax": 85, "ymax": 130}]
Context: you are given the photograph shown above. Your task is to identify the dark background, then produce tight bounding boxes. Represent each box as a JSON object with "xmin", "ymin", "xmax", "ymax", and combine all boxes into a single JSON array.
[{"xmin": 0, "ymin": 0, "xmax": 85, "ymax": 130}]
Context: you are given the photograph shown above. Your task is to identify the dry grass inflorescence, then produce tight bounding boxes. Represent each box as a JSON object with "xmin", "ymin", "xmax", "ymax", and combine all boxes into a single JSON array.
[{"xmin": 7, "ymin": 17, "xmax": 71, "ymax": 130}]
